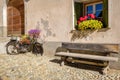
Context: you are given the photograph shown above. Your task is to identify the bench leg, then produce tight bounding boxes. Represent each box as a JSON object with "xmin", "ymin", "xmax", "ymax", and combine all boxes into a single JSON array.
[
  {"xmin": 60, "ymin": 61, "xmax": 65, "ymax": 66},
  {"xmin": 102, "ymin": 65, "xmax": 110, "ymax": 75},
  {"xmin": 60, "ymin": 57, "xmax": 67, "ymax": 66}
]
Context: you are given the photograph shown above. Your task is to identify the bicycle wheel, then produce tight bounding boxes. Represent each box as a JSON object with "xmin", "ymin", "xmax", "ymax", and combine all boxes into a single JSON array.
[
  {"xmin": 33, "ymin": 43, "xmax": 43, "ymax": 56},
  {"xmin": 6, "ymin": 42, "xmax": 19, "ymax": 55}
]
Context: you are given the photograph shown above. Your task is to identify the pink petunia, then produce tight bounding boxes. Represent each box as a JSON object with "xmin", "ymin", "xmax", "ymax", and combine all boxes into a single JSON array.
[
  {"xmin": 91, "ymin": 14, "xmax": 95, "ymax": 19},
  {"xmin": 88, "ymin": 14, "xmax": 91, "ymax": 16},
  {"xmin": 84, "ymin": 16, "xmax": 88, "ymax": 20},
  {"xmin": 79, "ymin": 17, "xmax": 84, "ymax": 21},
  {"xmin": 88, "ymin": 14, "xmax": 95, "ymax": 19}
]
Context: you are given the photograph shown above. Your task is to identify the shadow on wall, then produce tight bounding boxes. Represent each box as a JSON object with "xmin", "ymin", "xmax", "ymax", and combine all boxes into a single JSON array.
[
  {"xmin": 0, "ymin": 26, "xmax": 4, "ymax": 37},
  {"xmin": 70, "ymin": 30, "xmax": 96, "ymax": 41},
  {"xmin": 36, "ymin": 18, "xmax": 56, "ymax": 42}
]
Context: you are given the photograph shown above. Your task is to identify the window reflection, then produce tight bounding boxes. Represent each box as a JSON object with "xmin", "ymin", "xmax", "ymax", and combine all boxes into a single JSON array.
[{"xmin": 86, "ymin": 3, "xmax": 103, "ymax": 18}]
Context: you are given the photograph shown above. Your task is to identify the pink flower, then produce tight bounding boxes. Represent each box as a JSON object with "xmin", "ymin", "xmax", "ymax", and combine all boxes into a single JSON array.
[
  {"xmin": 79, "ymin": 16, "xmax": 88, "ymax": 21},
  {"xmin": 88, "ymin": 14, "xmax": 91, "ymax": 16},
  {"xmin": 79, "ymin": 17, "xmax": 83, "ymax": 21},
  {"xmin": 88, "ymin": 14, "xmax": 95, "ymax": 19},
  {"xmin": 84, "ymin": 16, "xmax": 88, "ymax": 20},
  {"xmin": 91, "ymin": 14, "xmax": 95, "ymax": 19}
]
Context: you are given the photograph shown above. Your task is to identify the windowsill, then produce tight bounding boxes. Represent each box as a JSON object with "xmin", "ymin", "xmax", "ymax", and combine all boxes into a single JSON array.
[
  {"xmin": 97, "ymin": 27, "xmax": 110, "ymax": 32},
  {"xmin": 71, "ymin": 27, "xmax": 110, "ymax": 33}
]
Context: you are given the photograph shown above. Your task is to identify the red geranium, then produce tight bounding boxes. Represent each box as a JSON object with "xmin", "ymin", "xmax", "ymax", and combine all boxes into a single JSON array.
[
  {"xmin": 77, "ymin": 14, "xmax": 96, "ymax": 24},
  {"xmin": 79, "ymin": 16, "xmax": 88, "ymax": 22},
  {"xmin": 84, "ymin": 16, "xmax": 88, "ymax": 20},
  {"xmin": 88, "ymin": 14, "xmax": 95, "ymax": 19},
  {"xmin": 79, "ymin": 17, "xmax": 84, "ymax": 21}
]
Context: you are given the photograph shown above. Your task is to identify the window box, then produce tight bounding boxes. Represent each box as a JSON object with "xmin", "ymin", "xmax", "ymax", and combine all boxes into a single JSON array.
[{"xmin": 77, "ymin": 14, "xmax": 103, "ymax": 30}]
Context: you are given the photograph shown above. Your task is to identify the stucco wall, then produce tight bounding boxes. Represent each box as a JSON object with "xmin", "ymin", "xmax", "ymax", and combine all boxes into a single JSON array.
[
  {"xmin": 26, "ymin": 0, "xmax": 73, "ymax": 42},
  {"xmin": 26, "ymin": 0, "xmax": 120, "ymax": 44},
  {"xmin": 0, "ymin": 0, "xmax": 4, "ymax": 36},
  {"xmin": 0, "ymin": 0, "xmax": 3, "ymax": 26}
]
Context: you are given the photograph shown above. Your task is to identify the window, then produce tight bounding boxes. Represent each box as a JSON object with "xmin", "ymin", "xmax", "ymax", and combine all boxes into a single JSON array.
[
  {"xmin": 86, "ymin": 2, "xmax": 103, "ymax": 18},
  {"xmin": 74, "ymin": 0, "xmax": 108, "ymax": 28}
]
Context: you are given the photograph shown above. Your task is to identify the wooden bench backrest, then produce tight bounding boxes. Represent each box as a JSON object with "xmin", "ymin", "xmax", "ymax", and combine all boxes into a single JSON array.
[{"xmin": 62, "ymin": 43, "xmax": 119, "ymax": 53}]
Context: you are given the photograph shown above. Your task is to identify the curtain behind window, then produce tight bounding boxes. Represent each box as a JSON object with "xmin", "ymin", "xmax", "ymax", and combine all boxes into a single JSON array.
[
  {"xmin": 103, "ymin": 0, "xmax": 108, "ymax": 27},
  {"xmin": 74, "ymin": 2, "xmax": 83, "ymax": 29}
]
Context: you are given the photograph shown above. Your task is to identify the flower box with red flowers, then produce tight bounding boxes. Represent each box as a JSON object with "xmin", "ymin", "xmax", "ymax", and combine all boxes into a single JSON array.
[{"xmin": 76, "ymin": 14, "xmax": 103, "ymax": 30}]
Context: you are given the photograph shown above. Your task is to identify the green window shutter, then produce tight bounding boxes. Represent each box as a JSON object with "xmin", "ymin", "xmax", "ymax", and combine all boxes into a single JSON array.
[
  {"xmin": 74, "ymin": 2, "xmax": 83, "ymax": 28},
  {"xmin": 103, "ymin": 0, "xmax": 108, "ymax": 27}
]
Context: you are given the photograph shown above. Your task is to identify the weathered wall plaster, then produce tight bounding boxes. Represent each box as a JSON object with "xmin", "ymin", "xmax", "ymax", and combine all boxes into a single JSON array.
[{"xmin": 25, "ymin": 0, "xmax": 120, "ymax": 44}]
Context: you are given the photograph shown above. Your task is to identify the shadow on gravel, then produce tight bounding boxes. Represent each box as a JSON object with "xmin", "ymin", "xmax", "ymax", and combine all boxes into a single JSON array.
[
  {"xmin": 50, "ymin": 59, "xmax": 103, "ymax": 73},
  {"xmin": 50, "ymin": 59, "xmax": 61, "ymax": 64},
  {"xmin": 0, "ymin": 77, "xmax": 2, "ymax": 80}
]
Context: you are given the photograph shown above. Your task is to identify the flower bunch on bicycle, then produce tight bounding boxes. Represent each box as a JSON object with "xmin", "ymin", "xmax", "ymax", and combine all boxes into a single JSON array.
[
  {"xmin": 28, "ymin": 29, "xmax": 41, "ymax": 38},
  {"xmin": 20, "ymin": 29, "xmax": 41, "ymax": 44}
]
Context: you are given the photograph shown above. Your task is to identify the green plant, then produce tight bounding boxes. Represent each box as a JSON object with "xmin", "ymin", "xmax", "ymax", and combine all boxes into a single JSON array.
[{"xmin": 78, "ymin": 19, "xmax": 103, "ymax": 30}]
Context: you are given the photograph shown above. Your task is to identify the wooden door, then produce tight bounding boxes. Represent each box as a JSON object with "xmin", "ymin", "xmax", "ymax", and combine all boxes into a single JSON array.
[{"xmin": 7, "ymin": 0, "xmax": 24, "ymax": 36}]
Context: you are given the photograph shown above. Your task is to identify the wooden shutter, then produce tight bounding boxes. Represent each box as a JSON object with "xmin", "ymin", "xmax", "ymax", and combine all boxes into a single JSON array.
[
  {"xmin": 74, "ymin": 2, "xmax": 83, "ymax": 29},
  {"xmin": 103, "ymin": 0, "xmax": 108, "ymax": 27}
]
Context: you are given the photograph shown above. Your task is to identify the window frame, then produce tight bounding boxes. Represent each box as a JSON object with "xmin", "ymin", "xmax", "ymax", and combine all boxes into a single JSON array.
[
  {"xmin": 73, "ymin": 0, "xmax": 109, "ymax": 30},
  {"xmin": 84, "ymin": 1, "xmax": 103, "ymax": 18}
]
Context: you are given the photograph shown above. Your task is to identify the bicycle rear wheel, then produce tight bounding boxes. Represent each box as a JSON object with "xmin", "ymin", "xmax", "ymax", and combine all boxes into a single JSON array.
[{"xmin": 32, "ymin": 43, "xmax": 43, "ymax": 56}]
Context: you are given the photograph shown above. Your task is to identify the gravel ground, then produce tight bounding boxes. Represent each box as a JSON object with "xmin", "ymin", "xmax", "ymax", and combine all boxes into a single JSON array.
[{"xmin": 0, "ymin": 53, "xmax": 120, "ymax": 80}]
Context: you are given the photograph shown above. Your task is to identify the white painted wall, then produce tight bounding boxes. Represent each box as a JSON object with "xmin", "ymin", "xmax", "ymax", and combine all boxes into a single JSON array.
[
  {"xmin": 0, "ymin": 0, "xmax": 3, "ymax": 26},
  {"xmin": 25, "ymin": 0, "xmax": 120, "ymax": 43},
  {"xmin": 26, "ymin": 0, "xmax": 73, "ymax": 42}
]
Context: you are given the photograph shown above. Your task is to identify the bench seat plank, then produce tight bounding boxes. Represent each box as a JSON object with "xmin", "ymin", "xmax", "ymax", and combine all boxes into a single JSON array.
[
  {"xmin": 55, "ymin": 52, "xmax": 118, "ymax": 62},
  {"xmin": 66, "ymin": 58, "xmax": 108, "ymax": 67}
]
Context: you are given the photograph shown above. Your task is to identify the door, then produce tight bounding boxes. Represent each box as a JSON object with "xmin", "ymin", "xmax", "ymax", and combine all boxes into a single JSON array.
[{"xmin": 7, "ymin": 0, "xmax": 24, "ymax": 36}]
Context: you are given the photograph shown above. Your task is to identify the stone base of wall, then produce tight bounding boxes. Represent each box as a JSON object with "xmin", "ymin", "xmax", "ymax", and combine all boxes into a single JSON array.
[
  {"xmin": 0, "ymin": 37, "xmax": 9, "ymax": 54},
  {"xmin": 42, "ymin": 41, "xmax": 61, "ymax": 56},
  {"xmin": 0, "ymin": 26, "xmax": 7, "ymax": 37},
  {"xmin": 109, "ymin": 53, "xmax": 120, "ymax": 70}
]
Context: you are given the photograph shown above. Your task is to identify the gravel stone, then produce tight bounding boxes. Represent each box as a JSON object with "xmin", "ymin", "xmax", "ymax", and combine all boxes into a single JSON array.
[{"xmin": 0, "ymin": 53, "xmax": 120, "ymax": 80}]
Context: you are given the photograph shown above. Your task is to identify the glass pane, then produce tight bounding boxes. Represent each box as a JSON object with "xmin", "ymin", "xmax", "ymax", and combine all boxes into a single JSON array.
[
  {"xmin": 96, "ymin": 11, "xmax": 102, "ymax": 17},
  {"xmin": 87, "ymin": 5, "xmax": 93, "ymax": 12},
  {"xmin": 87, "ymin": 11, "xmax": 93, "ymax": 14},
  {"xmin": 96, "ymin": 3, "xmax": 103, "ymax": 11}
]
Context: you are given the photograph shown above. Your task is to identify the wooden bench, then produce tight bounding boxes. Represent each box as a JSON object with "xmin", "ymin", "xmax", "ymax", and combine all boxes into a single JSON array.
[{"xmin": 55, "ymin": 43, "xmax": 119, "ymax": 74}]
